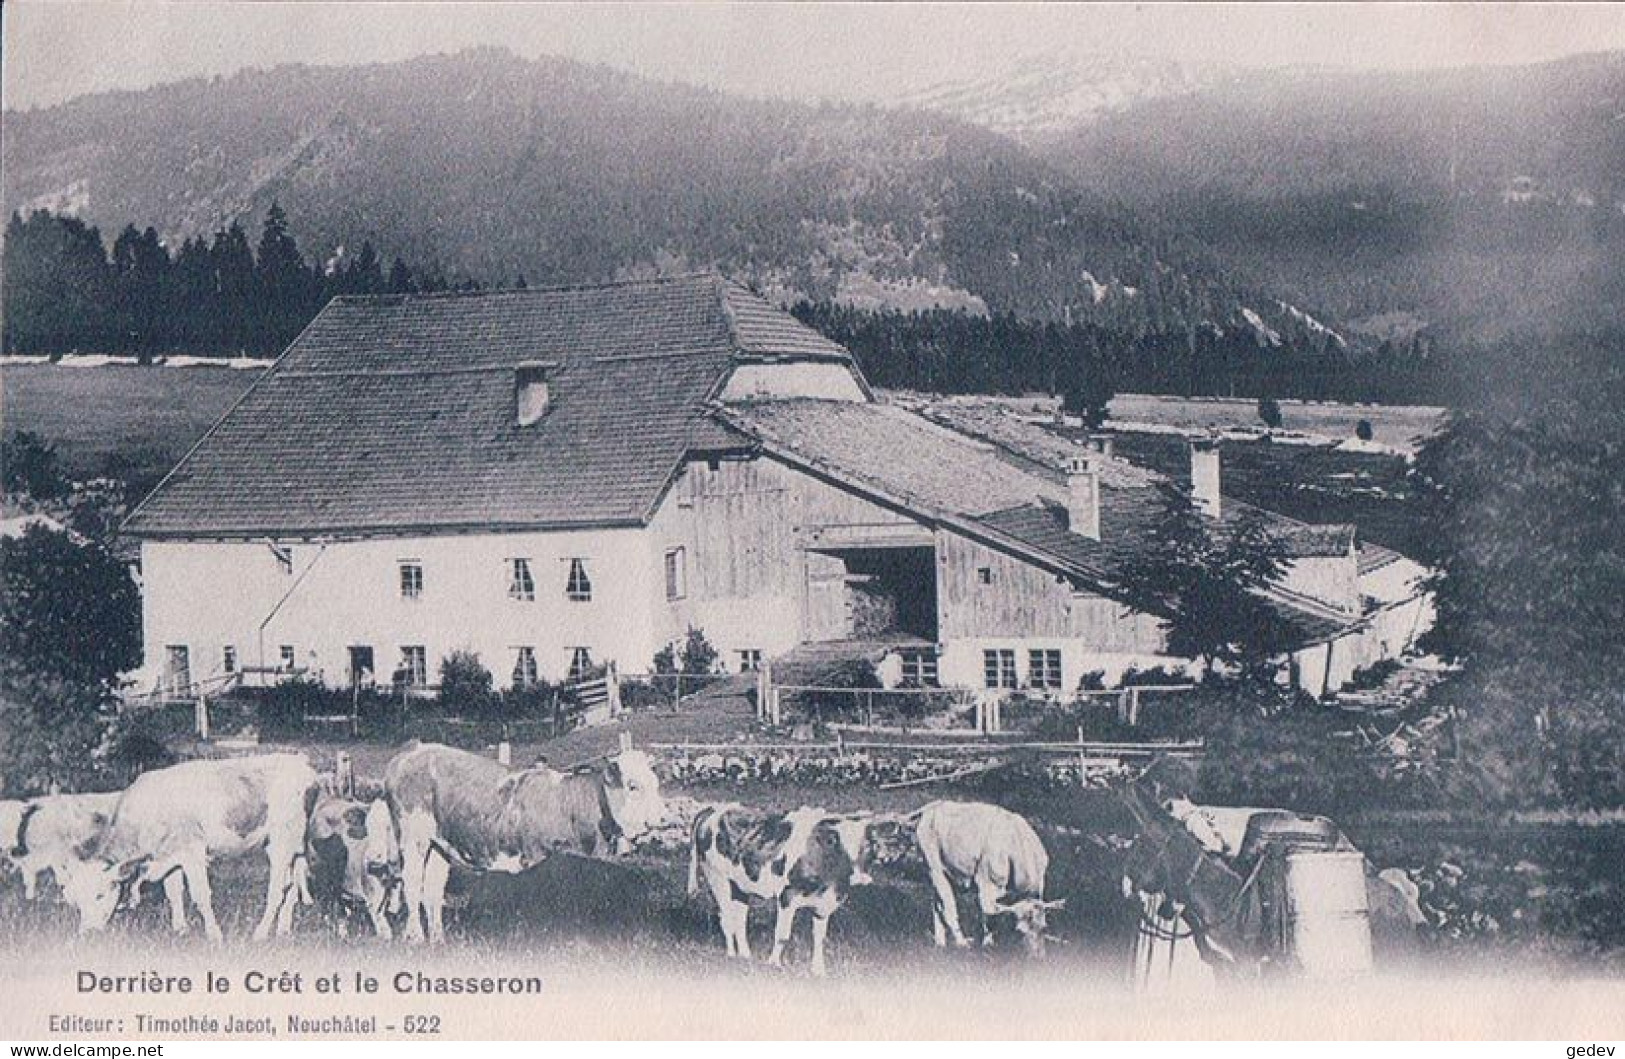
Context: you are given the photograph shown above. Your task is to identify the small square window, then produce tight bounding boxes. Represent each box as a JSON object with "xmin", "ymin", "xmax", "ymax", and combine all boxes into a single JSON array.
[
  {"xmin": 567, "ymin": 647, "xmax": 594, "ymax": 683},
  {"xmin": 221, "ymin": 645, "xmax": 237, "ymax": 675},
  {"xmin": 278, "ymin": 644, "xmax": 296, "ymax": 672},
  {"xmin": 977, "ymin": 566, "xmax": 993, "ymax": 585},
  {"xmin": 900, "ymin": 648, "xmax": 939, "ymax": 688},
  {"xmin": 1028, "ymin": 648, "xmax": 1063, "ymax": 691},
  {"xmin": 511, "ymin": 646, "xmax": 538, "ymax": 688},
  {"xmin": 399, "ymin": 560, "xmax": 423, "ymax": 600},
  {"xmin": 508, "ymin": 558, "xmax": 536, "ymax": 601},
  {"xmin": 565, "ymin": 558, "xmax": 593, "ymax": 602},
  {"xmin": 665, "ymin": 547, "xmax": 687, "ymax": 601},
  {"xmin": 982, "ymin": 648, "xmax": 1016, "ymax": 690},
  {"xmin": 738, "ymin": 648, "xmax": 762, "ymax": 673}
]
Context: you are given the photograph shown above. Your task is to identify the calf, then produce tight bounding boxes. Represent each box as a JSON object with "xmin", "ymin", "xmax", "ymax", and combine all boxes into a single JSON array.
[
  {"xmin": 61, "ymin": 754, "xmax": 320, "ymax": 942},
  {"xmin": 688, "ymin": 804, "xmax": 888, "ymax": 976},
  {"xmin": 302, "ymin": 796, "xmax": 400, "ymax": 939},
  {"xmin": 913, "ymin": 800, "xmax": 1061, "ymax": 956},
  {"xmin": 385, "ymin": 742, "xmax": 666, "ymax": 944}
]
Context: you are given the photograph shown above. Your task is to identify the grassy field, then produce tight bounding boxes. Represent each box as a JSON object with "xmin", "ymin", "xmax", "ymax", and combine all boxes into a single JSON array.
[
  {"xmin": 1107, "ymin": 394, "xmax": 1448, "ymax": 450},
  {"xmin": 0, "ymin": 364, "xmax": 259, "ymax": 484}
]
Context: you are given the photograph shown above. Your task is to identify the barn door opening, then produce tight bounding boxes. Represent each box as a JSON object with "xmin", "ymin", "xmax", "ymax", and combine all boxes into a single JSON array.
[{"xmin": 804, "ymin": 545, "xmax": 937, "ymax": 642}]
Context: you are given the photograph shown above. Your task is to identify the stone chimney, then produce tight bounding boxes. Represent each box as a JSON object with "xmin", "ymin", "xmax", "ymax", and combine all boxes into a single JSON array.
[
  {"xmin": 1190, "ymin": 437, "xmax": 1221, "ymax": 518},
  {"xmin": 1065, "ymin": 454, "xmax": 1101, "ymax": 540},
  {"xmin": 515, "ymin": 363, "xmax": 551, "ymax": 426},
  {"xmin": 1087, "ymin": 432, "xmax": 1116, "ymax": 460}
]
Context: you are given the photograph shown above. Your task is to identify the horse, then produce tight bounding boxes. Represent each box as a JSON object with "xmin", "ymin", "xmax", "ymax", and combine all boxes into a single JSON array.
[{"xmin": 1117, "ymin": 780, "xmax": 1277, "ymax": 976}]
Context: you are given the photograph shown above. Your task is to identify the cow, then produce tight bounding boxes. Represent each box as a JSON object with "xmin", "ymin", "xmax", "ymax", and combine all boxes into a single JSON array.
[
  {"xmin": 687, "ymin": 804, "xmax": 892, "ymax": 976},
  {"xmin": 4, "ymin": 793, "xmax": 117, "ymax": 900},
  {"xmin": 60, "ymin": 754, "xmax": 320, "ymax": 942},
  {"xmin": 301, "ymin": 795, "xmax": 401, "ymax": 939},
  {"xmin": 912, "ymin": 800, "xmax": 1061, "ymax": 956},
  {"xmin": 384, "ymin": 742, "xmax": 666, "ymax": 944},
  {"xmin": 3, "ymin": 793, "xmax": 193, "ymax": 930}
]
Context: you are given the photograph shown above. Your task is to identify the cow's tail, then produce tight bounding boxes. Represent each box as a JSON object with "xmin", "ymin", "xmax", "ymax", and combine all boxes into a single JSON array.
[{"xmin": 687, "ymin": 806, "xmax": 716, "ymax": 898}]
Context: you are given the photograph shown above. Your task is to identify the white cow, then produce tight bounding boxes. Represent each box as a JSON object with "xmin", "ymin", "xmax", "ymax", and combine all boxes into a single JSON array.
[
  {"xmin": 61, "ymin": 754, "xmax": 319, "ymax": 941},
  {"xmin": 3, "ymin": 793, "xmax": 191, "ymax": 929},
  {"xmin": 913, "ymin": 800, "xmax": 1062, "ymax": 956}
]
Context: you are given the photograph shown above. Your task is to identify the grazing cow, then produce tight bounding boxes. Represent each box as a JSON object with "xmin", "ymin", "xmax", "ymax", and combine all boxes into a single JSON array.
[
  {"xmin": 302, "ymin": 796, "xmax": 401, "ymax": 938},
  {"xmin": 912, "ymin": 800, "xmax": 1061, "ymax": 956},
  {"xmin": 688, "ymin": 804, "xmax": 891, "ymax": 976},
  {"xmin": 3, "ymin": 793, "xmax": 191, "ymax": 930},
  {"xmin": 4, "ymin": 793, "xmax": 117, "ymax": 900},
  {"xmin": 384, "ymin": 742, "xmax": 666, "ymax": 944},
  {"xmin": 61, "ymin": 754, "xmax": 320, "ymax": 941}
]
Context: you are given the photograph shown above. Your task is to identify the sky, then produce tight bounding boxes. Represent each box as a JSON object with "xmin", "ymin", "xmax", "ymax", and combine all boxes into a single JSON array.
[{"xmin": 5, "ymin": 2, "xmax": 1625, "ymax": 111}]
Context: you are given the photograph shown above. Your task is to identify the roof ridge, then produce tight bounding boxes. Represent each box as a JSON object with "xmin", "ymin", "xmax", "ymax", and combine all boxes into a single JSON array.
[{"xmin": 331, "ymin": 269, "xmax": 724, "ymax": 306}]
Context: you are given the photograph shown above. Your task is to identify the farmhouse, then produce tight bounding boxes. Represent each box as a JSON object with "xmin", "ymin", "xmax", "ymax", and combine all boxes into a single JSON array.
[{"xmin": 123, "ymin": 273, "xmax": 1430, "ymax": 700}]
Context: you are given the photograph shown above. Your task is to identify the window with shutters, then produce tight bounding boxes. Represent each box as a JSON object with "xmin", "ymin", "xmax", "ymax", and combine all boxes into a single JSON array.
[
  {"xmin": 508, "ymin": 558, "xmax": 536, "ymax": 601},
  {"xmin": 511, "ymin": 646, "xmax": 538, "ymax": 688},
  {"xmin": 567, "ymin": 647, "xmax": 594, "ymax": 683},
  {"xmin": 221, "ymin": 645, "xmax": 237, "ymax": 675},
  {"xmin": 565, "ymin": 558, "xmax": 593, "ymax": 602}
]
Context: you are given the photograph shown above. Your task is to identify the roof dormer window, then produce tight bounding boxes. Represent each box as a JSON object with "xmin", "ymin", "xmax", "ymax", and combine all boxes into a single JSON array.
[{"xmin": 515, "ymin": 363, "xmax": 552, "ymax": 426}]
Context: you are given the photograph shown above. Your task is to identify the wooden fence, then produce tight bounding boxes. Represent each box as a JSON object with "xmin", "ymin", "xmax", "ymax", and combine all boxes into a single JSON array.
[{"xmin": 757, "ymin": 664, "xmax": 1196, "ymax": 735}]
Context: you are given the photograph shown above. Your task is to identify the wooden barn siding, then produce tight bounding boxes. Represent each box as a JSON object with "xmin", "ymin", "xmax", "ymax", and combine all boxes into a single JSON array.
[
  {"xmin": 668, "ymin": 456, "xmax": 925, "ymax": 641},
  {"xmin": 936, "ymin": 531, "xmax": 1164, "ymax": 651}
]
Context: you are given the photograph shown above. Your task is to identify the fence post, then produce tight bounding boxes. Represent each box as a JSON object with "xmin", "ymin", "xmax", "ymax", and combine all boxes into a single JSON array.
[
  {"xmin": 756, "ymin": 662, "xmax": 771, "ymax": 721},
  {"xmin": 196, "ymin": 692, "xmax": 209, "ymax": 741},
  {"xmin": 865, "ymin": 689, "xmax": 874, "ymax": 728},
  {"xmin": 1129, "ymin": 687, "xmax": 1142, "ymax": 727},
  {"xmin": 608, "ymin": 661, "xmax": 622, "ymax": 718},
  {"xmin": 497, "ymin": 741, "xmax": 512, "ymax": 766},
  {"xmin": 770, "ymin": 684, "xmax": 782, "ymax": 727}
]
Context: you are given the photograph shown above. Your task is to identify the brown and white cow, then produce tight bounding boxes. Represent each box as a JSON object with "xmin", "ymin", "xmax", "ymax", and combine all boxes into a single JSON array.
[
  {"xmin": 384, "ymin": 742, "xmax": 666, "ymax": 944},
  {"xmin": 688, "ymin": 804, "xmax": 891, "ymax": 976},
  {"xmin": 61, "ymin": 754, "xmax": 320, "ymax": 942},
  {"xmin": 301, "ymin": 795, "xmax": 401, "ymax": 939},
  {"xmin": 913, "ymin": 800, "xmax": 1061, "ymax": 956}
]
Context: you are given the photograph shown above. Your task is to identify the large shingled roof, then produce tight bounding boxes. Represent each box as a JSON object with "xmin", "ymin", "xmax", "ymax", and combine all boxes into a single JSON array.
[{"xmin": 124, "ymin": 274, "xmax": 842, "ymax": 537}]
